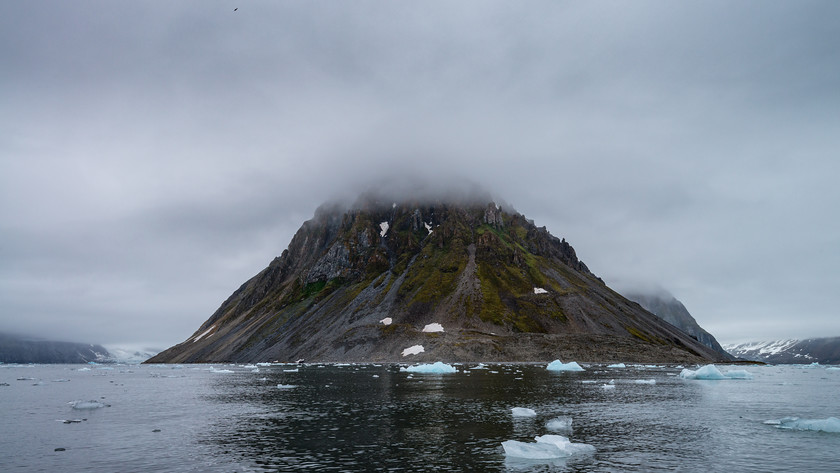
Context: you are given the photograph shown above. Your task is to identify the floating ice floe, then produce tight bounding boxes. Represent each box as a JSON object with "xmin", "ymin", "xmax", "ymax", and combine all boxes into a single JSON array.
[
  {"xmin": 422, "ymin": 323, "xmax": 444, "ymax": 333},
  {"xmin": 210, "ymin": 369, "xmax": 234, "ymax": 373},
  {"xmin": 69, "ymin": 400, "xmax": 109, "ymax": 410},
  {"xmin": 276, "ymin": 384, "xmax": 297, "ymax": 389},
  {"xmin": 764, "ymin": 417, "xmax": 840, "ymax": 433},
  {"xmin": 602, "ymin": 381, "xmax": 616, "ymax": 390},
  {"xmin": 401, "ymin": 362, "xmax": 456, "ymax": 374},
  {"xmin": 401, "ymin": 345, "xmax": 424, "ymax": 356},
  {"xmin": 283, "ymin": 369, "xmax": 299, "ymax": 373},
  {"xmin": 546, "ymin": 360, "xmax": 585, "ymax": 372},
  {"xmin": 634, "ymin": 379, "xmax": 656, "ymax": 385},
  {"xmin": 511, "ymin": 407, "xmax": 537, "ymax": 417},
  {"xmin": 826, "ymin": 367, "xmax": 840, "ymax": 371},
  {"xmin": 379, "ymin": 221, "xmax": 389, "ymax": 237},
  {"xmin": 679, "ymin": 364, "xmax": 753, "ymax": 380},
  {"xmin": 502, "ymin": 434, "xmax": 595, "ymax": 460},
  {"xmin": 607, "ymin": 363, "xmax": 626, "ymax": 369},
  {"xmin": 546, "ymin": 417, "xmax": 573, "ymax": 432},
  {"xmin": 533, "ymin": 287, "xmax": 548, "ymax": 294},
  {"xmin": 472, "ymin": 363, "xmax": 488, "ymax": 370},
  {"xmin": 380, "ymin": 317, "xmax": 392, "ymax": 325}
]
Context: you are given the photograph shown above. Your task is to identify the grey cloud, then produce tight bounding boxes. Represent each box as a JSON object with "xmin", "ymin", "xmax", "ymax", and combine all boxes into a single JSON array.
[{"xmin": 2, "ymin": 1, "xmax": 839, "ymax": 347}]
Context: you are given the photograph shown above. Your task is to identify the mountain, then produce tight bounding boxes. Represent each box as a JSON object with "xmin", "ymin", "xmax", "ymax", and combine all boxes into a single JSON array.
[
  {"xmin": 724, "ymin": 337, "xmax": 840, "ymax": 364},
  {"xmin": 148, "ymin": 191, "xmax": 723, "ymax": 364},
  {"xmin": 623, "ymin": 289, "xmax": 733, "ymax": 359},
  {"xmin": 0, "ymin": 332, "xmax": 110, "ymax": 364}
]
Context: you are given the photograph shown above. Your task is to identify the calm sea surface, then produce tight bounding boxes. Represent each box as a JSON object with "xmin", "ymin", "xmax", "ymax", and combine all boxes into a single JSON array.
[{"xmin": 1, "ymin": 362, "xmax": 838, "ymax": 472}]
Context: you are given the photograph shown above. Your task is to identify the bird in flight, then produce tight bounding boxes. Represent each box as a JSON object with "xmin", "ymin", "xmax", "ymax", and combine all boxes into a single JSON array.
[{"xmin": 234, "ymin": 7, "xmax": 238, "ymax": 12}]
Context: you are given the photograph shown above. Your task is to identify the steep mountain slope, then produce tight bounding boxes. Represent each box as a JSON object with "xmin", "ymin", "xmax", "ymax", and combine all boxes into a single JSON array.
[
  {"xmin": 148, "ymin": 193, "xmax": 723, "ymax": 364},
  {"xmin": 0, "ymin": 332, "xmax": 110, "ymax": 364},
  {"xmin": 623, "ymin": 290, "xmax": 733, "ymax": 359},
  {"xmin": 724, "ymin": 337, "xmax": 840, "ymax": 364}
]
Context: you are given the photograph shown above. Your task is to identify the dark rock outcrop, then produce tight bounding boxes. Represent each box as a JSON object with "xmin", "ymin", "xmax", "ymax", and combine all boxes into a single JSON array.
[
  {"xmin": 623, "ymin": 289, "xmax": 733, "ymax": 360},
  {"xmin": 148, "ymin": 192, "xmax": 725, "ymax": 364},
  {"xmin": 0, "ymin": 333, "xmax": 110, "ymax": 364}
]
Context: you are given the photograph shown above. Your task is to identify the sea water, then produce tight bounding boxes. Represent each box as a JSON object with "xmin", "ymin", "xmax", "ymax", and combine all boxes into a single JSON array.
[{"xmin": 1, "ymin": 363, "xmax": 838, "ymax": 472}]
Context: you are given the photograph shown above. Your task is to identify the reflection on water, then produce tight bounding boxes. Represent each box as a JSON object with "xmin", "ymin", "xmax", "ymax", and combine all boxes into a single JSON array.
[
  {"xmin": 2, "ymin": 363, "xmax": 838, "ymax": 472},
  {"xmin": 195, "ymin": 363, "xmax": 839, "ymax": 472}
]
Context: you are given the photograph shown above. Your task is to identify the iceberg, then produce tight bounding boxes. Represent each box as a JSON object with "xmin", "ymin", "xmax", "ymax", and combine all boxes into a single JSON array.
[
  {"xmin": 722, "ymin": 369, "xmax": 753, "ymax": 379},
  {"xmin": 422, "ymin": 323, "xmax": 444, "ymax": 333},
  {"xmin": 511, "ymin": 407, "xmax": 537, "ymax": 417},
  {"xmin": 402, "ymin": 362, "xmax": 456, "ymax": 374},
  {"xmin": 547, "ymin": 360, "xmax": 585, "ymax": 372},
  {"xmin": 502, "ymin": 434, "xmax": 595, "ymax": 459},
  {"xmin": 764, "ymin": 417, "xmax": 840, "ymax": 433},
  {"xmin": 607, "ymin": 363, "xmax": 626, "ymax": 368},
  {"xmin": 679, "ymin": 364, "xmax": 752, "ymax": 380},
  {"xmin": 401, "ymin": 345, "xmax": 424, "ymax": 356},
  {"xmin": 546, "ymin": 417, "xmax": 573, "ymax": 432},
  {"xmin": 69, "ymin": 400, "xmax": 109, "ymax": 410}
]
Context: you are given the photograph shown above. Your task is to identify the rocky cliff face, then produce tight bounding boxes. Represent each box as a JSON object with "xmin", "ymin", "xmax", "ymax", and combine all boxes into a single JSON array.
[
  {"xmin": 0, "ymin": 333, "xmax": 110, "ymax": 364},
  {"xmin": 623, "ymin": 290, "xmax": 733, "ymax": 359},
  {"xmin": 148, "ymin": 192, "xmax": 724, "ymax": 364}
]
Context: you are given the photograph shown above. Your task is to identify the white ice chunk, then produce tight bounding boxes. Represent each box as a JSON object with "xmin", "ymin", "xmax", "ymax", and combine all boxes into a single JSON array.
[
  {"xmin": 764, "ymin": 417, "xmax": 840, "ymax": 433},
  {"xmin": 380, "ymin": 317, "xmax": 392, "ymax": 325},
  {"xmin": 210, "ymin": 369, "xmax": 234, "ymax": 373},
  {"xmin": 380, "ymin": 221, "xmax": 389, "ymax": 237},
  {"xmin": 602, "ymin": 384, "xmax": 616, "ymax": 390},
  {"xmin": 401, "ymin": 345, "xmax": 424, "ymax": 356},
  {"xmin": 607, "ymin": 363, "xmax": 626, "ymax": 368},
  {"xmin": 546, "ymin": 417, "xmax": 573, "ymax": 432},
  {"xmin": 502, "ymin": 434, "xmax": 595, "ymax": 459},
  {"xmin": 502, "ymin": 440, "xmax": 562, "ymax": 460},
  {"xmin": 422, "ymin": 323, "xmax": 444, "ymax": 333},
  {"xmin": 283, "ymin": 368, "xmax": 299, "ymax": 373},
  {"xmin": 402, "ymin": 362, "xmax": 456, "ymax": 373},
  {"xmin": 276, "ymin": 384, "xmax": 297, "ymax": 389},
  {"xmin": 69, "ymin": 400, "xmax": 108, "ymax": 410},
  {"xmin": 634, "ymin": 379, "xmax": 656, "ymax": 384},
  {"xmin": 511, "ymin": 407, "xmax": 537, "ymax": 417},
  {"xmin": 472, "ymin": 363, "xmax": 488, "ymax": 369},
  {"xmin": 826, "ymin": 367, "xmax": 840, "ymax": 371},
  {"xmin": 680, "ymin": 364, "xmax": 752, "ymax": 380},
  {"xmin": 533, "ymin": 287, "xmax": 548, "ymax": 294},
  {"xmin": 547, "ymin": 360, "xmax": 585, "ymax": 372}
]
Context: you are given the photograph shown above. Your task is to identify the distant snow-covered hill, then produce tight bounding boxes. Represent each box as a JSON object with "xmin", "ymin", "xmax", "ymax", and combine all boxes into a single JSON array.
[{"xmin": 724, "ymin": 337, "xmax": 840, "ymax": 364}]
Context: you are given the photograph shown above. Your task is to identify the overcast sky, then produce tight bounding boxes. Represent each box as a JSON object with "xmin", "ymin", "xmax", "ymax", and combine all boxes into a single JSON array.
[{"xmin": 2, "ymin": 1, "xmax": 838, "ymax": 350}]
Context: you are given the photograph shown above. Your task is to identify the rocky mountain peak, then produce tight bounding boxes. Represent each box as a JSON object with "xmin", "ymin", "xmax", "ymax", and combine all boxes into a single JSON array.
[{"xmin": 148, "ymin": 189, "xmax": 723, "ymax": 364}]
